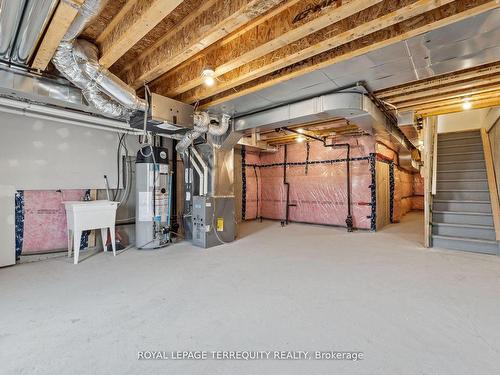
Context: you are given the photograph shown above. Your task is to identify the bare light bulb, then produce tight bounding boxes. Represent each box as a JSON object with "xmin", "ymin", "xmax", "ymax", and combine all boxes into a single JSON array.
[
  {"xmin": 462, "ymin": 98, "xmax": 472, "ymax": 110},
  {"xmin": 201, "ymin": 68, "xmax": 216, "ymax": 87},
  {"xmin": 297, "ymin": 135, "xmax": 305, "ymax": 143},
  {"xmin": 204, "ymin": 76, "xmax": 215, "ymax": 87}
]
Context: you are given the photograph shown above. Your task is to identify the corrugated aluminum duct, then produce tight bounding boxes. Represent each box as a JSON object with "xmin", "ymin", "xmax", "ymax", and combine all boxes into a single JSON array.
[
  {"xmin": 52, "ymin": 0, "xmax": 146, "ymax": 118},
  {"xmin": 0, "ymin": 0, "xmax": 26, "ymax": 60},
  {"xmin": 10, "ymin": 0, "xmax": 57, "ymax": 65}
]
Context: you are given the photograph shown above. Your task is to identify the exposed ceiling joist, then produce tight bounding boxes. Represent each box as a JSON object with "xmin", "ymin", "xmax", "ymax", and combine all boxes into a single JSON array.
[
  {"xmin": 31, "ymin": 0, "xmax": 85, "ymax": 70},
  {"xmin": 418, "ymin": 96, "xmax": 500, "ymax": 116},
  {"xmin": 97, "ymin": 0, "xmax": 184, "ymax": 68},
  {"xmin": 389, "ymin": 74, "xmax": 500, "ymax": 103},
  {"xmin": 119, "ymin": 0, "xmax": 286, "ymax": 89},
  {"xmin": 395, "ymin": 83, "xmax": 500, "ymax": 109},
  {"xmin": 377, "ymin": 61, "xmax": 500, "ymax": 100},
  {"xmin": 193, "ymin": 0, "xmax": 499, "ymax": 109},
  {"xmin": 171, "ymin": 0, "xmax": 455, "ymax": 102},
  {"xmin": 149, "ymin": 0, "xmax": 380, "ymax": 97}
]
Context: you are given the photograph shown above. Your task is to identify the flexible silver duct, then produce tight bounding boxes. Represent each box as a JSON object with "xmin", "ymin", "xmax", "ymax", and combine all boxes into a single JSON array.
[
  {"xmin": 62, "ymin": 0, "xmax": 104, "ymax": 42},
  {"xmin": 176, "ymin": 112, "xmax": 231, "ymax": 154},
  {"xmin": 10, "ymin": 0, "xmax": 58, "ymax": 64},
  {"xmin": 52, "ymin": 0, "xmax": 146, "ymax": 119},
  {"xmin": 0, "ymin": 0, "xmax": 26, "ymax": 60}
]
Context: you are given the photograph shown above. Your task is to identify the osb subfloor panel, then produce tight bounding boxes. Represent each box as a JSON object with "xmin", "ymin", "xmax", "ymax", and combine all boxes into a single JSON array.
[{"xmin": 2, "ymin": 212, "xmax": 500, "ymax": 374}]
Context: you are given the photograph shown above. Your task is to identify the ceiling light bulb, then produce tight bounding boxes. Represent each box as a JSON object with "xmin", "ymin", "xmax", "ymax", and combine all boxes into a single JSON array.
[
  {"xmin": 204, "ymin": 76, "xmax": 215, "ymax": 87},
  {"xmin": 462, "ymin": 98, "xmax": 472, "ymax": 110},
  {"xmin": 201, "ymin": 68, "xmax": 216, "ymax": 87},
  {"xmin": 297, "ymin": 128, "xmax": 304, "ymax": 133},
  {"xmin": 297, "ymin": 135, "xmax": 305, "ymax": 143}
]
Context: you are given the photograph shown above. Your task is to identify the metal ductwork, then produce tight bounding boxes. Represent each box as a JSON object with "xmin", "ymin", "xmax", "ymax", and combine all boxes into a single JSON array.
[
  {"xmin": 0, "ymin": 0, "xmax": 58, "ymax": 65},
  {"xmin": 0, "ymin": 0, "xmax": 25, "ymax": 60},
  {"xmin": 11, "ymin": 0, "xmax": 58, "ymax": 65},
  {"xmin": 176, "ymin": 113, "xmax": 231, "ymax": 154},
  {"xmin": 234, "ymin": 90, "xmax": 418, "ymax": 169},
  {"xmin": 52, "ymin": 0, "xmax": 146, "ymax": 119}
]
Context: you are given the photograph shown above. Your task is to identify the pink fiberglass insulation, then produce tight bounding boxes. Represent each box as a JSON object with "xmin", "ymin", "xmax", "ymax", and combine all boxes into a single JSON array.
[
  {"xmin": 244, "ymin": 137, "xmax": 374, "ymax": 229},
  {"xmin": 22, "ymin": 190, "xmax": 86, "ymax": 253},
  {"xmin": 393, "ymin": 168, "xmax": 424, "ymax": 222}
]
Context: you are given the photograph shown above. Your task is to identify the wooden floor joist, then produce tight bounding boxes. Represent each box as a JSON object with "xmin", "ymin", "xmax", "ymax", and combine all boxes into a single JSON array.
[
  {"xmin": 394, "ymin": 82, "xmax": 500, "ymax": 109},
  {"xmin": 376, "ymin": 61, "xmax": 500, "ymax": 100},
  {"xmin": 31, "ymin": 0, "xmax": 85, "ymax": 70},
  {"xmin": 149, "ymin": 0, "xmax": 380, "ymax": 97},
  {"xmin": 97, "ymin": 0, "xmax": 184, "ymax": 68},
  {"xmin": 118, "ymin": 0, "xmax": 286, "ymax": 89},
  {"xmin": 172, "ymin": 0, "xmax": 457, "ymax": 103},
  {"xmin": 418, "ymin": 96, "xmax": 500, "ymax": 116},
  {"xmin": 190, "ymin": 0, "xmax": 499, "ymax": 108}
]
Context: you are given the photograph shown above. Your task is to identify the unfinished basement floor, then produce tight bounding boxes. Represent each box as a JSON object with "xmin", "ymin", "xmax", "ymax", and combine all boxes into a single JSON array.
[{"xmin": 1, "ymin": 212, "xmax": 500, "ymax": 374}]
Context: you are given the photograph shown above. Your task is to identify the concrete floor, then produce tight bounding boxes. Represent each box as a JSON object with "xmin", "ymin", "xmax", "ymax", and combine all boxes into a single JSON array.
[{"xmin": 1, "ymin": 212, "xmax": 500, "ymax": 374}]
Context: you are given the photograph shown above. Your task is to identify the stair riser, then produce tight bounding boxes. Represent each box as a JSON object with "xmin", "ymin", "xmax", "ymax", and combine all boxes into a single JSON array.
[
  {"xmin": 432, "ymin": 237, "xmax": 498, "ymax": 255},
  {"xmin": 438, "ymin": 137, "xmax": 482, "ymax": 147},
  {"xmin": 433, "ymin": 201, "xmax": 492, "ymax": 213},
  {"xmin": 432, "ymin": 225, "xmax": 496, "ymax": 241},
  {"xmin": 438, "ymin": 144, "xmax": 484, "ymax": 153},
  {"xmin": 433, "ymin": 213, "xmax": 494, "ymax": 226},
  {"xmin": 438, "ymin": 153, "xmax": 484, "ymax": 163},
  {"xmin": 437, "ymin": 170, "xmax": 487, "ymax": 180},
  {"xmin": 435, "ymin": 191, "xmax": 491, "ymax": 201},
  {"xmin": 438, "ymin": 160, "xmax": 486, "ymax": 170},
  {"xmin": 437, "ymin": 180, "xmax": 488, "ymax": 190}
]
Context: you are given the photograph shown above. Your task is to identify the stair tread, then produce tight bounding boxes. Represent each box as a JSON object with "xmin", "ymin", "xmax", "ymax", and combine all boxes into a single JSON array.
[
  {"xmin": 438, "ymin": 143, "xmax": 483, "ymax": 147},
  {"xmin": 432, "ymin": 222, "xmax": 495, "ymax": 230},
  {"xmin": 432, "ymin": 234, "xmax": 498, "ymax": 244},
  {"xmin": 433, "ymin": 199, "xmax": 490, "ymax": 203},
  {"xmin": 438, "ymin": 179, "xmax": 487, "ymax": 182},
  {"xmin": 438, "ymin": 169, "xmax": 486, "ymax": 172},
  {"xmin": 433, "ymin": 211, "xmax": 492, "ymax": 216},
  {"xmin": 438, "ymin": 160, "xmax": 484, "ymax": 164},
  {"xmin": 436, "ymin": 189, "xmax": 489, "ymax": 192},
  {"xmin": 438, "ymin": 136, "xmax": 481, "ymax": 142},
  {"xmin": 438, "ymin": 151, "xmax": 483, "ymax": 156}
]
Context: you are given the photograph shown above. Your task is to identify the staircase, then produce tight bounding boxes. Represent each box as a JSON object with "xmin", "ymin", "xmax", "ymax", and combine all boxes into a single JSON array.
[{"xmin": 432, "ymin": 130, "xmax": 499, "ymax": 255}]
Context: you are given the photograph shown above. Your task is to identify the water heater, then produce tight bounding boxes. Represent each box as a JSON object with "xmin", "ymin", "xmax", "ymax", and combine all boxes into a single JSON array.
[{"xmin": 135, "ymin": 146, "xmax": 172, "ymax": 249}]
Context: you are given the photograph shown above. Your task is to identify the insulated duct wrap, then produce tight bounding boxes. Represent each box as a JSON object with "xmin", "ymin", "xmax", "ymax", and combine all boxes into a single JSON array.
[{"xmin": 52, "ymin": 0, "xmax": 145, "ymax": 119}]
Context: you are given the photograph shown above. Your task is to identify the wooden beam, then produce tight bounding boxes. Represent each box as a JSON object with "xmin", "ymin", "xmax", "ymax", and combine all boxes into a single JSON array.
[
  {"xmin": 31, "ymin": 0, "xmax": 85, "ymax": 70},
  {"xmin": 387, "ymin": 74, "xmax": 500, "ymax": 104},
  {"xmin": 192, "ymin": 0, "xmax": 499, "ymax": 108},
  {"xmin": 481, "ymin": 128, "xmax": 500, "ymax": 241},
  {"xmin": 150, "ymin": 0, "xmax": 381, "ymax": 97},
  {"xmin": 406, "ymin": 90, "xmax": 500, "ymax": 111},
  {"xmin": 120, "ymin": 0, "xmax": 286, "ymax": 88},
  {"xmin": 97, "ymin": 0, "xmax": 184, "ymax": 68},
  {"xmin": 418, "ymin": 96, "xmax": 500, "ymax": 116},
  {"xmin": 176, "ymin": 0, "xmax": 469, "ymax": 104},
  {"xmin": 377, "ymin": 61, "xmax": 500, "ymax": 100},
  {"xmin": 394, "ymin": 83, "xmax": 500, "ymax": 109}
]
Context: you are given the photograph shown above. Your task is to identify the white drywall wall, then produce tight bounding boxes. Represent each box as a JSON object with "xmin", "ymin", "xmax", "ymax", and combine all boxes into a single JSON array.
[
  {"xmin": 437, "ymin": 108, "xmax": 490, "ymax": 133},
  {"xmin": 0, "ymin": 111, "xmax": 141, "ymax": 190}
]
